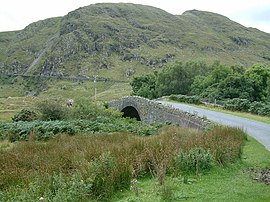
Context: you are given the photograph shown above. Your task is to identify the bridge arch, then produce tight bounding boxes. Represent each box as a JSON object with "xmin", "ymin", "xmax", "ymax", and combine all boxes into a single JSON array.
[
  {"xmin": 109, "ymin": 96, "xmax": 210, "ymax": 130},
  {"xmin": 121, "ymin": 106, "xmax": 141, "ymax": 121}
]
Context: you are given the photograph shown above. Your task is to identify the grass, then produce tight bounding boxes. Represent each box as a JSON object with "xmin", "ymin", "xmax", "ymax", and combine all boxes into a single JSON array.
[
  {"xmin": 95, "ymin": 82, "xmax": 131, "ymax": 101},
  {"xmin": 0, "ymin": 85, "xmax": 269, "ymax": 201},
  {"xmin": 111, "ymin": 136, "xmax": 270, "ymax": 202},
  {"xmin": 0, "ymin": 126, "xmax": 248, "ymax": 201},
  {"xmin": 0, "ymin": 140, "xmax": 14, "ymax": 151},
  {"xmin": 0, "ymin": 110, "xmax": 16, "ymax": 122},
  {"xmin": 0, "ymin": 96, "xmax": 37, "ymax": 122},
  {"xmin": 0, "ymin": 81, "xmax": 131, "ymax": 122},
  {"xmin": 39, "ymin": 80, "xmax": 121, "ymax": 99},
  {"xmin": 0, "ymin": 85, "xmax": 25, "ymax": 98}
]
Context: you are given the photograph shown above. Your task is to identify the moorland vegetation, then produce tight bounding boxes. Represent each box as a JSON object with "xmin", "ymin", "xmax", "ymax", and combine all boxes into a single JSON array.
[{"xmin": 0, "ymin": 97, "xmax": 249, "ymax": 201}]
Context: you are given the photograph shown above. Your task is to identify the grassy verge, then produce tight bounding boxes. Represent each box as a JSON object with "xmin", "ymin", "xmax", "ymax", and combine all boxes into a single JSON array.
[
  {"xmin": 112, "ymin": 136, "xmax": 270, "ymax": 202},
  {"xmin": 198, "ymin": 104, "xmax": 270, "ymax": 124},
  {"xmin": 167, "ymin": 99, "xmax": 270, "ymax": 124}
]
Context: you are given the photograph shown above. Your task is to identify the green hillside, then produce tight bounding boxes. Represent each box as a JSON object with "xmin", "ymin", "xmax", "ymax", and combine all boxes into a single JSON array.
[{"xmin": 0, "ymin": 3, "xmax": 270, "ymax": 80}]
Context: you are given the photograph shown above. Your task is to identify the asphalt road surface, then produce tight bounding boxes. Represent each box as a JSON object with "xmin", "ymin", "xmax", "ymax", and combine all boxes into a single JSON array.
[{"xmin": 159, "ymin": 101, "xmax": 270, "ymax": 151}]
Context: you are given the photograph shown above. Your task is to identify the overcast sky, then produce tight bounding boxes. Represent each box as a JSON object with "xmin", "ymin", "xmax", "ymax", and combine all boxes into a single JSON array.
[{"xmin": 1, "ymin": 0, "xmax": 270, "ymax": 33}]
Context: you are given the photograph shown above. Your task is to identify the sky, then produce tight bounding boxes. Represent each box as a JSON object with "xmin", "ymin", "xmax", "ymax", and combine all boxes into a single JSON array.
[{"xmin": 1, "ymin": 0, "xmax": 270, "ymax": 33}]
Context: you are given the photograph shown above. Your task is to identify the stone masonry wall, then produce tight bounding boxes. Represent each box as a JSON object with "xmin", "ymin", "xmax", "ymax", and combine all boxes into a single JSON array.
[{"xmin": 109, "ymin": 96, "xmax": 211, "ymax": 130}]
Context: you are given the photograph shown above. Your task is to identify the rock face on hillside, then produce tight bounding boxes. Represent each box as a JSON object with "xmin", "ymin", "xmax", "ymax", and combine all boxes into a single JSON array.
[{"xmin": 0, "ymin": 3, "xmax": 270, "ymax": 79}]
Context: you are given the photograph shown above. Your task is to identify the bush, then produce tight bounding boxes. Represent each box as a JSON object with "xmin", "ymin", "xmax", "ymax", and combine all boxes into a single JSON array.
[
  {"xmin": 223, "ymin": 98, "xmax": 251, "ymax": 111},
  {"xmin": 169, "ymin": 94, "xmax": 201, "ymax": 104},
  {"xmin": 248, "ymin": 101, "xmax": 265, "ymax": 114},
  {"xmin": 3, "ymin": 121, "xmax": 40, "ymax": 142},
  {"xmin": 258, "ymin": 104, "xmax": 270, "ymax": 116},
  {"xmin": 175, "ymin": 147, "xmax": 213, "ymax": 174},
  {"xmin": 68, "ymin": 98, "xmax": 121, "ymax": 120},
  {"xmin": 224, "ymin": 99, "xmax": 270, "ymax": 117},
  {"xmin": 37, "ymin": 98, "xmax": 67, "ymax": 121},
  {"xmin": 12, "ymin": 108, "xmax": 38, "ymax": 122}
]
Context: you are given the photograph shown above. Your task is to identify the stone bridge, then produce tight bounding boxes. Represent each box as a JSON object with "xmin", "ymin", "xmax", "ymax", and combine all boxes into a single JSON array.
[{"xmin": 109, "ymin": 96, "xmax": 210, "ymax": 130}]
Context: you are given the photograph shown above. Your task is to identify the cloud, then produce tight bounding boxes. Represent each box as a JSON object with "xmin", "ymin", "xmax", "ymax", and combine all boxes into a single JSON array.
[
  {"xmin": 250, "ymin": 9, "xmax": 270, "ymax": 22},
  {"xmin": 228, "ymin": 6, "xmax": 270, "ymax": 33}
]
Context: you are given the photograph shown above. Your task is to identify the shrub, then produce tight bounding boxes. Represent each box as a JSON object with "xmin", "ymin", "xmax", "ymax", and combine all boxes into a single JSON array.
[
  {"xmin": 36, "ymin": 98, "xmax": 67, "ymax": 121},
  {"xmin": 12, "ymin": 108, "xmax": 38, "ymax": 122},
  {"xmin": 45, "ymin": 173, "xmax": 92, "ymax": 201},
  {"xmin": 4, "ymin": 121, "xmax": 39, "ymax": 142},
  {"xmin": 170, "ymin": 94, "xmax": 201, "ymax": 104},
  {"xmin": 224, "ymin": 100, "xmax": 270, "ymax": 117},
  {"xmin": 257, "ymin": 104, "xmax": 270, "ymax": 116},
  {"xmin": 248, "ymin": 101, "xmax": 265, "ymax": 114},
  {"xmin": 90, "ymin": 152, "xmax": 117, "ymax": 199},
  {"xmin": 224, "ymin": 98, "xmax": 251, "ymax": 111},
  {"xmin": 68, "ymin": 98, "xmax": 121, "ymax": 120}
]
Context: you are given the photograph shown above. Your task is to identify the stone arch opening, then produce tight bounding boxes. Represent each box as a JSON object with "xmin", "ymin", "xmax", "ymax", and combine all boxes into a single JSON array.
[{"xmin": 121, "ymin": 106, "xmax": 141, "ymax": 121}]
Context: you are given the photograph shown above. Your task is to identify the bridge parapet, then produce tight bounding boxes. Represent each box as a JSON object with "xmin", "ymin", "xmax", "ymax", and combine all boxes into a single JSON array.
[{"xmin": 109, "ymin": 96, "xmax": 211, "ymax": 130}]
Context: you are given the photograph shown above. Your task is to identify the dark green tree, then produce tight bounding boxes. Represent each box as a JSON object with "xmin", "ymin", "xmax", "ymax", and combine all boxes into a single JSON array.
[
  {"xmin": 245, "ymin": 64, "xmax": 270, "ymax": 101},
  {"xmin": 130, "ymin": 74, "xmax": 157, "ymax": 99},
  {"xmin": 155, "ymin": 61, "xmax": 209, "ymax": 97},
  {"xmin": 267, "ymin": 80, "xmax": 270, "ymax": 101},
  {"xmin": 217, "ymin": 75, "xmax": 255, "ymax": 100},
  {"xmin": 209, "ymin": 64, "xmax": 233, "ymax": 84},
  {"xmin": 191, "ymin": 63, "xmax": 233, "ymax": 100}
]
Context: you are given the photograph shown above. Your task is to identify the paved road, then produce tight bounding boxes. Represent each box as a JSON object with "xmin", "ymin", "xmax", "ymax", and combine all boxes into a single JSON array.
[{"xmin": 159, "ymin": 101, "xmax": 270, "ymax": 151}]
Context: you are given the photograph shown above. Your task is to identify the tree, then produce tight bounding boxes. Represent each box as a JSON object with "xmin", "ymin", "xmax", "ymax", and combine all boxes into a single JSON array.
[
  {"xmin": 130, "ymin": 74, "xmax": 157, "ymax": 99},
  {"xmin": 190, "ymin": 75, "xmax": 207, "ymax": 95},
  {"xmin": 210, "ymin": 64, "xmax": 233, "ymax": 84},
  {"xmin": 217, "ymin": 75, "xmax": 255, "ymax": 100},
  {"xmin": 37, "ymin": 98, "xmax": 67, "ymax": 121},
  {"xmin": 190, "ymin": 63, "xmax": 233, "ymax": 100},
  {"xmin": 245, "ymin": 64, "xmax": 270, "ymax": 101},
  {"xmin": 267, "ymin": 79, "xmax": 270, "ymax": 101},
  {"xmin": 155, "ymin": 61, "xmax": 210, "ymax": 97}
]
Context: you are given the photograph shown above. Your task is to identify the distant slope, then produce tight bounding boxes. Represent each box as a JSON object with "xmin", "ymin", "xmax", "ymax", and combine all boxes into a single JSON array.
[
  {"xmin": 0, "ymin": 3, "xmax": 270, "ymax": 80},
  {"xmin": 0, "ymin": 17, "xmax": 61, "ymax": 74}
]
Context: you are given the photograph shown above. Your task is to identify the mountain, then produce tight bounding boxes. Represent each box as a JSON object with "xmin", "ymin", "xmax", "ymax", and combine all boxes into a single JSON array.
[{"xmin": 1, "ymin": 3, "xmax": 270, "ymax": 80}]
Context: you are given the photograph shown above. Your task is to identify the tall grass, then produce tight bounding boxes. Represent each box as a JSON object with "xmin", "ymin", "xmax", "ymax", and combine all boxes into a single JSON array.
[{"xmin": 0, "ymin": 126, "xmax": 246, "ymax": 201}]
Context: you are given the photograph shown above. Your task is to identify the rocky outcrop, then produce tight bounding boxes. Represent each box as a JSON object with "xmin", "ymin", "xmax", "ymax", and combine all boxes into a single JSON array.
[{"xmin": 1, "ymin": 3, "xmax": 270, "ymax": 78}]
